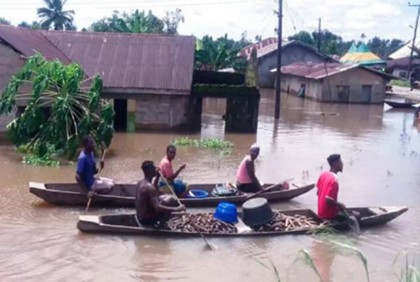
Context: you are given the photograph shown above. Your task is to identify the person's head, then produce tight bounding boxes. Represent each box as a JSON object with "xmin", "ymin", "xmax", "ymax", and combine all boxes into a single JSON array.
[
  {"xmin": 166, "ymin": 144, "xmax": 177, "ymax": 161},
  {"xmin": 249, "ymin": 144, "xmax": 260, "ymax": 160},
  {"xmin": 327, "ymin": 154, "xmax": 343, "ymax": 173},
  {"xmin": 83, "ymin": 136, "xmax": 95, "ymax": 152},
  {"xmin": 141, "ymin": 160, "xmax": 157, "ymax": 179}
]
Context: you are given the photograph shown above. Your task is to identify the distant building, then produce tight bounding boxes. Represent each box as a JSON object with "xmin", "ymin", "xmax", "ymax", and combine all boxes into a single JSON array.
[
  {"xmin": 340, "ymin": 43, "xmax": 385, "ymax": 66},
  {"xmin": 386, "ymin": 56, "xmax": 420, "ymax": 78},
  {"xmin": 273, "ymin": 62, "xmax": 392, "ymax": 104},
  {"xmin": 241, "ymin": 39, "xmax": 335, "ymax": 88}
]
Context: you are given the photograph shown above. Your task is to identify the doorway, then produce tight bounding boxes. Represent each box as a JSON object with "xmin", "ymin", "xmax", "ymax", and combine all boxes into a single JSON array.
[{"xmin": 114, "ymin": 99, "xmax": 127, "ymax": 131}]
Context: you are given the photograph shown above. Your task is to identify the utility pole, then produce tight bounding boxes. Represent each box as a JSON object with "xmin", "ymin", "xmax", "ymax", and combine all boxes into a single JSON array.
[
  {"xmin": 274, "ymin": 0, "xmax": 283, "ymax": 119},
  {"xmin": 408, "ymin": 2, "xmax": 420, "ymax": 79},
  {"xmin": 317, "ymin": 18, "xmax": 322, "ymax": 52}
]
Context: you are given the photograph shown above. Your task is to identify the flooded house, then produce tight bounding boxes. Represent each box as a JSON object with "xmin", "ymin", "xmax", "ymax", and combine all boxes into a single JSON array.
[
  {"xmin": 0, "ymin": 25, "xmax": 198, "ymax": 132},
  {"xmin": 0, "ymin": 25, "xmax": 260, "ymax": 133},
  {"xmin": 240, "ymin": 38, "xmax": 335, "ymax": 88},
  {"xmin": 274, "ymin": 62, "xmax": 392, "ymax": 104}
]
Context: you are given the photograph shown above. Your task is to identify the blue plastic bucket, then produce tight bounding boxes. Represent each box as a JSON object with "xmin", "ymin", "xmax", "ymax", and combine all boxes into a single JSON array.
[
  {"xmin": 187, "ymin": 189, "xmax": 209, "ymax": 198},
  {"xmin": 214, "ymin": 202, "xmax": 238, "ymax": 223}
]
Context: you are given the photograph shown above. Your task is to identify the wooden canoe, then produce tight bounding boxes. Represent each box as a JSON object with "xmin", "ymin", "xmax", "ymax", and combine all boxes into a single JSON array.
[
  {"xmin": 77, "ymin": 206, "xmax": 408, "ymax": 237},
  {"xmin": 384, "ymin": 100, "xmax": 416, "ymax": 109},
  {"xmin": 29, "ymin": 182, "xmax": 315, "ymax": 208}
]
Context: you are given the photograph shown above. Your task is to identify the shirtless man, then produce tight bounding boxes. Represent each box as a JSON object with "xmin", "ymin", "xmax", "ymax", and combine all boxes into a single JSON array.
[
  {"xmin": 135, "ymin": 161, "xmax": 186, "ymax": 226},
  {"xmin": 236, "ymin": 144, "xmax": 289, "ymax": 193}
]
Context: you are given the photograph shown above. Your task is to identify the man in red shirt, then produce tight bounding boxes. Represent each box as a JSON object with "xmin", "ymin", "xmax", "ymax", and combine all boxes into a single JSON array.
[{"xmin": 317, "ymin": 154, "xmax": 347, "ymax": 220}]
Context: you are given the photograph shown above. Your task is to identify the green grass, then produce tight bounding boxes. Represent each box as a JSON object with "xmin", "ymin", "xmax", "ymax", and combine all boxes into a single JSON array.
[
  {"xmin": 172, "ymin": 136, "xmax": 233, "ymax": 150},
  {"xmin": 22, "ymin": 153, "xmax": 60, "ymax": 167},
  {"xmin": 17, "ymin": 143, "xmax": 60, "ymax": 166},
  {"xmin": 394, "ymin": 252, "xmax": 420, "ymax": 282},
  {"xmin": 389, "ymin": 79, "xmax": 410, "ymax": 88}
]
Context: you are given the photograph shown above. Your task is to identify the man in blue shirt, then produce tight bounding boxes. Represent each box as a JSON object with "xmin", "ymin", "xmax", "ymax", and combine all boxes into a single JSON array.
[{"xmin": 75, "ymin": 136, "xmax": 114, "ymax": 195}]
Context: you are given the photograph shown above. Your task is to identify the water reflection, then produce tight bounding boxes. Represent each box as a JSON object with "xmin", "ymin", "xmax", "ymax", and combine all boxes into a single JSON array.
[{"xmin": 311, "ymin": 239, "xmax": 336, "ymax": 282}]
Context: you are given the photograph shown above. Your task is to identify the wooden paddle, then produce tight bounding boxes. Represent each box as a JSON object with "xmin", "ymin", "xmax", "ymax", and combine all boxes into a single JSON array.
[
  {"xmin": 158, "ymin": 171, "xmax": 217, "ymax": 251},
  {"xmin": 245, "ymin": 178, "xmax": 294, "ymax": 200},
  {"xmin": 85, "ymin": 147, "xmax": 108, "ymax": 213}
]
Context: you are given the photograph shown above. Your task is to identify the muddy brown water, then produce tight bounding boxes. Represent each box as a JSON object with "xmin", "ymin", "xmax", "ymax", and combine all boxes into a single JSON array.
[{"xmin": 0, "ymin": 89, "xmax": 419, "ymax": 282}]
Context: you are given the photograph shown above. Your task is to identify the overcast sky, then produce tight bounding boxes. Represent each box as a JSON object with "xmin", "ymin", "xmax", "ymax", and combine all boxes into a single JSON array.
[{"xmin": 0, "ymin": 0, "xmax": 417, "ymax": 42}]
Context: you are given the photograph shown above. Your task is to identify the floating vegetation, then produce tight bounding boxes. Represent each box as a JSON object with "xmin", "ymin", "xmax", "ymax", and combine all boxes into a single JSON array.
[{"xmin": 172, "ymin": 137, "xmax": 233, "ymax": 150}]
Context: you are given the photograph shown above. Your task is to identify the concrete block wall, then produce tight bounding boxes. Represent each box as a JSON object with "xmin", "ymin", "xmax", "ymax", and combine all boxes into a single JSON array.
[{"xmin": 135, "ymin": 94, "xmax": 191, "ymax": 130}]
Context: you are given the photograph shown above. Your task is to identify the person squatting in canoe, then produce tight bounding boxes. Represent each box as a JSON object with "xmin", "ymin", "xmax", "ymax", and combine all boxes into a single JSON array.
[
  {"xmin": 236, "ymin": 144, "xmax": 289, "ymax": 193},
  {"xmin": 75, "ymin": 136, "xmax": 114, "ymax": 196},
  {"xmin": 316, "ymin": 154, "xmax": 359, "ymax": 221},
  {"xmin": 158, "ymin": 144, "xmax": 188, "ymax": 197},
  {"xmin": 135, "ymin": 160, "xmax": 186, "ymax": 227}
]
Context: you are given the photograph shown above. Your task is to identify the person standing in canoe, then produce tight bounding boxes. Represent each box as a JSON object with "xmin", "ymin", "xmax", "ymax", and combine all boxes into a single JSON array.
[
  {"xmin": 75, "ymin": 136, "xmax": 114, "ymax": 196},
  {"xmin": 236, "ymin": 144, "xmax": 289, "ymax": 193},
  {"xmin": 317, "ymin": 154, "xmax": 359, "ymax": 220},
  {"xmin": 136, "ymin": 160, "xmax": 186, "ymax": 226},
  {"xmin": 158, "ymin": 145, "xmax": 188, "ymax": 197}
]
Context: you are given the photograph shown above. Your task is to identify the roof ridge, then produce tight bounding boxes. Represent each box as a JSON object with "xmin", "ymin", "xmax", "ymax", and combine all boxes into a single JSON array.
[
  {"xmin": 37, "ymin": 30, "xmax": 72, "ymax": 63},
  {"xmin": 42, "ymin": 29, "xmax": 195, "ymax": 39}
]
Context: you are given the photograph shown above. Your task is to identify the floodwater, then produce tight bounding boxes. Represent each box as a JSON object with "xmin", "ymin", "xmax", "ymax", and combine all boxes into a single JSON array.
[{"xmin": 0, "ymin": 89, "xmax": 419, "ymax": 282}]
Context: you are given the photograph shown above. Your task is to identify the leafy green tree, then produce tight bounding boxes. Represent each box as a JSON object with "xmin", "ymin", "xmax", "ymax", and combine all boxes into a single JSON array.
[
  {"xmin": 367, "ymin": 37, "xmax": 404, "ymax": 58},
  {"xmin": 0, "ymin": 17, "xmax": 11, "ymax": 25},
  {"xmin": 37, "ymin": 0, "xmax": 75, "ymax": 30},
  {"xmin": 0, "ymin": 54, "xmax": 114, "ymax": 160},
  {"xmin": 162, "ymin": 8, "xmax": 184, "ymax": 34},
  {"xmin": 195, "ymin": 34, "xmax": 248, "ymax": 72},
  {"xmin": 288, "ymin": 31, "xmax": 315, "ymax": 46},
  {"xmin": 18, "ymin": 21, "xmax": 42, "ymax": 30},
  {"xmin": 89, "ymin": 10, "xmax": 164, "ymax": 33}
]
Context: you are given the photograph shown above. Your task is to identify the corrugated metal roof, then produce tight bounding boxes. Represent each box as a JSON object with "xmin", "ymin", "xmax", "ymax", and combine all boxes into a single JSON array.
[
  {"xmin": 0, "ymin": 24, "xmax": 70, "ymax": 63},
  {"xmin": 240, "ymin": 37, "xmax": 278, "ymax": 57},
  {"xmin": 43, "ymin": 31, "xmax": 195, "ymax": 93},
  {"xmin": 0, "ymin": 25, "xmax": 195, "ymax": 94},
  {"xmin": 273, "ymin": 62, "xmax": 392, "ymax": 80},
  {"xmin": 240, "ymin": 39, "xmax": 334, "ymax": 62}
]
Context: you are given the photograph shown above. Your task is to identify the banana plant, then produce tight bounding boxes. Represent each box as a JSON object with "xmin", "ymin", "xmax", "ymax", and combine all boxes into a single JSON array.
[{"xmin": 0, "ymin": 54, "xmax": 114, "ymax": 160}]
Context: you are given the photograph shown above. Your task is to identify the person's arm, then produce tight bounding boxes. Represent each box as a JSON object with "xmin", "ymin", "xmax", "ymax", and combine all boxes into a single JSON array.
[
  {"xmin": 325, "ymin": 183, "xmax": 345, "ymax": 210},
  {"xmin": 162, "ymin": 162, "xmax": 185, "ymax": 182},
  {"xmin": 172, "ymin": 164, "xmax": 186, "ymax": 180},
  {"xmin": 149, "ymin": 185, "xmax": 185, "ymax": 212},
  {"xmin": 153, "ymin": 169, "xmax": 161, "ymax": 189},
  {"xmin": 245, "ymin": 159, "xmax": 262, "ymax": 190}
]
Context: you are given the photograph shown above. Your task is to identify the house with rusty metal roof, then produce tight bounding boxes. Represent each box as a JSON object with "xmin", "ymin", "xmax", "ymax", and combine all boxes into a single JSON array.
[
  {"xmin": 240, "ymin": 39, "xmax": 336, "ymax": 88},
  {"xmin": 271, "ymin": 62, "xmax": 392, "ymax": 104},
  {"xmin": 0, "ymin": 24, "xmax": 198, "ymax": 131}
]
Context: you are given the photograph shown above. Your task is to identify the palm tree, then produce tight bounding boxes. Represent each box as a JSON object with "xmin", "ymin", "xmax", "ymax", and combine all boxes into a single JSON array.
[{"xmin": 37, "ymin": 0, "xmax": 75, "ymax": 30}]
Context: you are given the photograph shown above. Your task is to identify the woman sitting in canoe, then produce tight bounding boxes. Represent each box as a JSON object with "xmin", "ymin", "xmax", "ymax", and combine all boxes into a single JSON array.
[
  {"xmin": 75, "ymin": 136, "xmax": 114, "ymax": 196},
  {"xmin": 158, "ymin": 145, "xmax": 188, "ymax": 197},
  {"xmin": 136, "ymin": 161, "xmax": 186, "ymax": 227},
  {"xmin": 236, "ymin": 144, "xmax": 289, "ymax": 193}
]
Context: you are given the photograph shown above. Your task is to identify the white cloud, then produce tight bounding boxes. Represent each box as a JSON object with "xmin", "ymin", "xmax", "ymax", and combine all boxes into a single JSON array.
[{"xmin": 0, "ymin": 0, "xmax": 416, "ymax": 41}]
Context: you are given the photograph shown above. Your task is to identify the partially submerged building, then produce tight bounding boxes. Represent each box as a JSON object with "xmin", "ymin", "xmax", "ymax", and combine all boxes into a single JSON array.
[
  {"xmin": 0, "ymin": 25, "xmax": 260, "ymax": 133},
  {"xmin": 274, "ymin": 62, "xmax": 392, "ymax": 104},
  {"xmin": 241, "ymin": 38, "xmax": 335, "ymax": 88}
]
